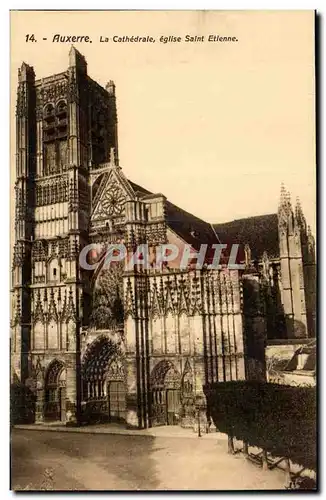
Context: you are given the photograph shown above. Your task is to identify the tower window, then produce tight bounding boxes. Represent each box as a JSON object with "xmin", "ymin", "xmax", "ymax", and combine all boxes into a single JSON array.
[
  {"xmin": 57, "ymin": 100, "xmax": 67, "ymax": 114},
  {"xmin": 53, "ymin": 268, "xmax": 57, "ymax": 277},
  {"xmin": 44, "ymin": 103, "xmax": 55, "ymax": 118}
]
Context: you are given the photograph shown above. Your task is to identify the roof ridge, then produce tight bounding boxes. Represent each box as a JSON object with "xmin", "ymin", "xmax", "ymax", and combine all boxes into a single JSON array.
[
  {"xmin": 165, "ymin": 200, "xmax": 211, "ymax": 225},
  {"xmin": 214, "ymin": 213, "xmax": 278, "ymax": 226}
]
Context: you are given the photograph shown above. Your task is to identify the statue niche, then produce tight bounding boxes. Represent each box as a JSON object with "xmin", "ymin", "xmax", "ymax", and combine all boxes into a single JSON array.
[{"xmin": 90, "ymin": 263, "xmax": 124, "ymax": 330}]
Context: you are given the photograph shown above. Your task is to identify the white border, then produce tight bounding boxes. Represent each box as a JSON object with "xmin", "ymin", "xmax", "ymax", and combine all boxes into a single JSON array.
[{"xmin": 1, "ymin": 2, "xmax": 324, "ymax": 499}]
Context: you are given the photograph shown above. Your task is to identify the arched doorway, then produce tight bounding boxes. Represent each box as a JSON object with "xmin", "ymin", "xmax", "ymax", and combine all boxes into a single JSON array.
[
  {"xmin": 106, "ymin": 359, "xmax": 126, "ymax": 422},
  {"xmin": 82, "ymin": 336, "xmax": 126, "ymax": 423},
  {"xmin": 151, "ymin": 360, "xmax": 181, "ymax": 426},
  {"xmin": 44, "ymin": 360, "xmax": 66, "ymax": 422}
]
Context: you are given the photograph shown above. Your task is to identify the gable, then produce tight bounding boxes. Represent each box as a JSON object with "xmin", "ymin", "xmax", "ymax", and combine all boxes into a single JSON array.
[{"xmin": 91, "ymin": 168, "xmax": 135, "ymax": 228}]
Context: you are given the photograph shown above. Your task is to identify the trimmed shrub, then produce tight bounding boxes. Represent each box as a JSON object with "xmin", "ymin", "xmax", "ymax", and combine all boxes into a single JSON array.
[
  {"xmin": 10, "ymin": 382, "xmax": 36, "ymax": 425},
  {"xmin": 203, "ymin": 381, "xmax": 316, "ymax": 471}
]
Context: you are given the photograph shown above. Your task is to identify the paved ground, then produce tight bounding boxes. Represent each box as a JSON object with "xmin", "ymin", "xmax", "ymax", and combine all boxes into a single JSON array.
[
  {"xmin": 14, "ymin": 422, "xmax": 224, "ymax": 439},
  {"xmin": 11, "ymin": 428, "xmax": 288, "ymax": 491}
]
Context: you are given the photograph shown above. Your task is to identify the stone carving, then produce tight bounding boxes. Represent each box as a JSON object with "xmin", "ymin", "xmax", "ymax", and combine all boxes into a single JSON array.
[
  {"xmin": 69, "ymin": 178, "xmax": 78, "ymax": 213},
  {"xmin": 30, "ymin": 355, "xmax": 45, "ymax": 381},
  {"xmin": 48, "ymin": 290, "xmax": 58, "ymax": 323},
  {"xmin": 13, "ymin": 241, "xmax": 28, "ymax": 267},
  {"xmin": 107, "ymin": 359, "xmax": 125, "ymax": 381},
  {"xmin": 68, "ymin": 74, "xmax": 78, "ymax": 103},
  {"xmin": 90, "ymin": 263, "xmax": 124, "ymax": 330},
  {"xmin": 82, "ymin": 336, "xmax": 122, "ymax": 382},
  {"xmin": 93, "ymin": 179, "xmax": 126, "ymax": 221},
  {"xmin": 181, "ymin": 360, "xmax": 194, "ymax": 396},
  {"xmin": 151, "ymin": 360, "xmax": 180, "ymax": 390},
  {"xmin": 33, "ymin": 291, "xmax": 44, "ymax": 325},
  {"xmin": 61, "ymin": 288, "xmax": 76, "ymax": 323},
  {"xmin": 150, "ymin": 285, "xmax": 161, "ymax": 318},
  {"xmin": 16, "ymin": 85, "xmax": 27, "ymax": 117},
  {"xmin": 189, "ymin": 273, "xmax": 202, "ymax": 315},
  {"xmin": 35, "ymin": 178, "xmax": 68, "ymax": 206},
  {"xmin": 244, "ymin": 244, "xmax": 251, "ymax": 268},
  {"xmin": 178, "ymin": 282, "xmax": 190, "ymax": 314},
  {"xmin": 41, "ymin": 81, "xmax": 68, "ymax": 104},
  {"xmin": 146, "ymin": 223, "xmax": 167, "ymax": 245},
  {"xmin": 11, "ymin": 291, "xmax": 21, "ymax": 327},
  {"xmin": 124, "ymin": 278, "xmax": 135, "ymax": 318}
]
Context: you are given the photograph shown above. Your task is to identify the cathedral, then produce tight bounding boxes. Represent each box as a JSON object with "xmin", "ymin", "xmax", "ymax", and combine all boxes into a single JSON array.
[{"xmin": 11, "ymin": 48, "xmax": 316, "ymax": 429}]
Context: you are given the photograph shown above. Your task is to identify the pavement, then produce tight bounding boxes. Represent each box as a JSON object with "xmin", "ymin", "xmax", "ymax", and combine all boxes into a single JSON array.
[
  {"xmin": 11, "ymin": 427, "xmax": 289, "ymax": 491},
  {"xmin": 14, "ymin": 422, "xmax": 227, "ymax": 440}
]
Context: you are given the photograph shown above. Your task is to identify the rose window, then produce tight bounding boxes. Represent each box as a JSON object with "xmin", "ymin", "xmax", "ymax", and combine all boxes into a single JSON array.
[{"xmin": 101, "ymin": 185, "xmax": 126, "ymax": 217}]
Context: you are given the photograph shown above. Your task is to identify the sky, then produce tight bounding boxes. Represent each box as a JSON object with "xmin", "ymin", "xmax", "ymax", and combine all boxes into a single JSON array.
[{"xmin": 10, "ymin": 10, "xmax": 316, "ymax": 233}]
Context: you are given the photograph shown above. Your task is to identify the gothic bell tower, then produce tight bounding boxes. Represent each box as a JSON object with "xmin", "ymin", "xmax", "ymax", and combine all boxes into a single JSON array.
[
  {"xmin": 11, "ymin": 47, "xmax": 120, "ymax": 424},
  {"xmin": 278, "ymin": 185, "xmax": 315, "ymax": 338},
  {"xmin": 11, "ymin": 62, "xmax": 36, "ymax": 384}
]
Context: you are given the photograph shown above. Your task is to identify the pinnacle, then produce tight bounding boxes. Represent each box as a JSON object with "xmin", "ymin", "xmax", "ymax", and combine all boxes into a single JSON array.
[
  {"xmin": 279, "ymin": 184, "xmax": 292, "ymax": 213},
  {"xmin": 280, "ymin": 183, "xmax": 287, "ymax": 202},
  {"xmin": 295, "ymin": 196, "xmax": 302, "ymax": 210},
  {"xmin": 109, "ymin": 147, "xmax": 116, "ymax": 167}
]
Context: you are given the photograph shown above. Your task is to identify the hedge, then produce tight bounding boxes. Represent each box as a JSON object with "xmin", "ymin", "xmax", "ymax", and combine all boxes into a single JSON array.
[
  {"xmin": 203, "ymin": 381, "xmax": 316, "ymax": 471},
  {"xmin": 10, "ymin": 382, "xmax": 36, "ymax": 425}
]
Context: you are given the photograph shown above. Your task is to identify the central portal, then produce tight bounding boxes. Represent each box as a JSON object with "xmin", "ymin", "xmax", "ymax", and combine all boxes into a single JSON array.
[{"xmin": 82, "ymin": 336, "xmax": 126, "ymax": 424}]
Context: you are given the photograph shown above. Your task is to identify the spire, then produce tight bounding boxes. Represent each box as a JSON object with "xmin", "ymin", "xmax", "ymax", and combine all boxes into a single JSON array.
[
  {"xmin": 295, "ymin": 197, "xmax": 306, "ymax": 230},
  {"xmin": 307, "ymin": 225, "xmax": 315, "ymax": 244},
  {"xmin": 278, "ymin": 184, "xmax": 294, "ymax": 229},
  {"xmin": 307, "ymin": 225, "xmax": 316, "ymax": 257},
  {"xmin": 285, "ymin": 189, "xmax": 292, "ymax": 209},
  {"xmin": 278, "ymin": 184, "xmax": 292, "ymax": 215},
  {"xmin": 279, "ymin": 183, "xmax": 287, "ymax": 208},
  {"xmin": 295, "ymin": 196, "xmax": 301, "ymax": 215}
]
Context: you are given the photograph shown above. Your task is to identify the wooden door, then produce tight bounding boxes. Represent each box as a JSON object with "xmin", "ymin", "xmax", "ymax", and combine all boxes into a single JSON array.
[
  {"xmin": 45, "ymin": 388, "xmax": 60, "ymax": 421},
  {"xmin": 108, "ymin": 381, "xmax": 126, "ymax": 422},
  {"xmin": 166, "ymin": 389, "xmax": 181, "ymax": 425}
]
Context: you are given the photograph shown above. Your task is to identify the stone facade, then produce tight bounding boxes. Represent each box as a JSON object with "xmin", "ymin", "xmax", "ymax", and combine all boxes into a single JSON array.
[{"xmin": 11, "ymin": 48, "xmax": 316, "ymax": 428}]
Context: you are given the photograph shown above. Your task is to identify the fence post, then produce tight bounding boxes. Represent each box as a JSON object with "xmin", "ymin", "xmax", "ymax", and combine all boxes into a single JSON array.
[
  {"xmin": 228, "ymin": 432, "xmax": 235, "ymax": 454},
  {"xmin": 195, "ymin": 394, "xmax": 205, "ymax": 438},
  {"xmin": 243, "ymin": 441, "xmax": 249, "ymax": 458},
  {"xmin": 284, "ymin": 457, "xmax": 291, "ymax": 485},
  {"xmin": 262, "ymin": 449, "xmax": 268, "ymax": 470}
]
